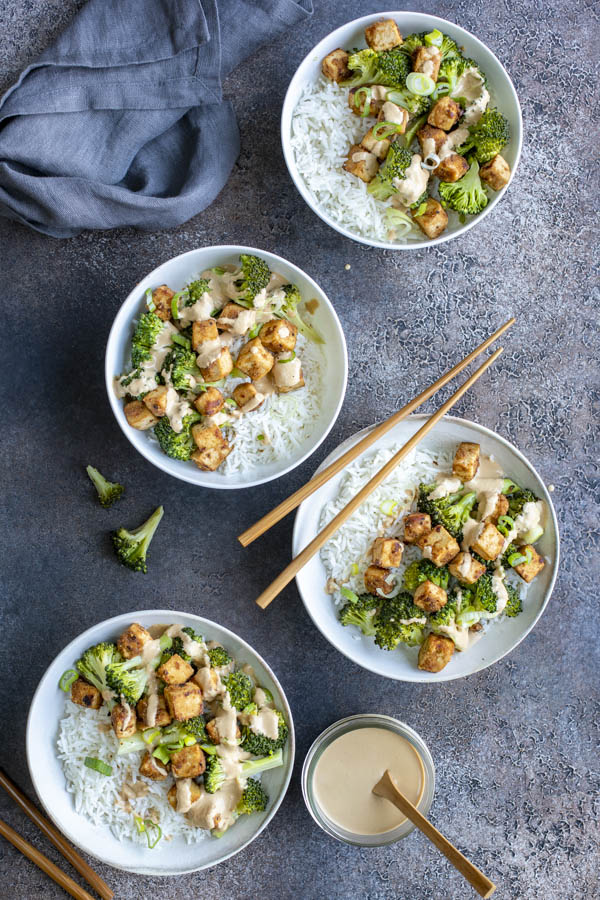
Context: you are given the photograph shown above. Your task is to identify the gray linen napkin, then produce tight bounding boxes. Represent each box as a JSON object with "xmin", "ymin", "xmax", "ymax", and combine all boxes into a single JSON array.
[{"xmin": 0, "ymin": 0, "xmax": 312, "ymax": 237}]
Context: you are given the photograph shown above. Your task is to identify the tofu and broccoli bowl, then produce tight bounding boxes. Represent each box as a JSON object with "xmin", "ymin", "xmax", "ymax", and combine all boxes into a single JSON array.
[{"xmin": 285, "ymin": 14, "xmax": 520, "ymax": 247}]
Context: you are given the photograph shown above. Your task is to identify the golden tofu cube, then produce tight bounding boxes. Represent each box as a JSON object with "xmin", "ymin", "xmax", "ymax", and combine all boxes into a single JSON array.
[
  {"xmin": 418, "ymin": 633, "xmax": 454, "ymax": 672},
  {"xmin": 200, "ymin": 347, "xmax": 233, "ymax": 382},
  {"xmin": 348, "ymin": 87, "xmax": 384, "ymax": 117},
  {"xmin": 143, "ymin": 386, "xmax": 168, "ymax": 417},
  {"xmin": 412, "ymin": 45, "xmax": 441, "ymax": 81},
  {"xmin": 137, "ymin": 695, "xmax": 172, "ymax": 728},
  {"xmin": 434, "ymin": 153, "xmax": 469, "ymax": 183},
  {"xmin": 124, "ymin": 400, "xmax": 158, "ymax": 431},
  {"xmin": 480, "ymin": 154, "xmax": 511, "ymax": 191},
  {"xmin": 417, "ymin": 124, "xmax": 447, "ymax": 155},
  {"xmin": 205, "ymin": 717, "xmax": 240, "ymax": 745},
  {"xmin": 259, "ymin": 319, "xmax": 298, "ymax": 353},
  {"xmin": 514, "ymin": 545, "xmax": 545, "ymax": 583},
  {"xmin": 414, "ymin": 580, "xmax": 448, "ymax": 613},
  {"xmin": 168, "ymin": 780, "xmax": 202, "ymax": 810},
  {"xmin": 403, "ymin": 512, "xmax": 432, "ymax": 544},
  {"xmin": 471, "ymin": 522, "xmax": 505, "ymax": 561},
  {"xmin": 412, "ymin": 198, "xmax": 448, "ymax": 240},
  {"xmin": 273, "ymin": 357, "xmax": 305, "ymax": 393},
  {"xmin": 377, "ymin": 102, "xmax": 408, "ymax": 134},
  {"xmin": 217, "ymin": 302, "xmax": 251, "ymax": 332},
  {"xmin": 360, "ymin": 127, "xmax": 391, "ymax": 161},
  {"xmin": 418, "ymin": 525, "xmax": 460, "ymax": 567},
  {"xmin": 371, "ymin": 537, "xmax": 403, "ymax": 568},
  {"xmin": 344, "ymin": 145, "xmax": 379, "ymax": 183},
  {"xmin": 448, "ymin": 552, "xmax": 486, "ymax": 585},
  {"xmin": 427, "ymin": 96, "xmax": 463, "ymax": 131},
  {"xmin": 232, "ymin": 382, "xmax": 265, "ymax": 411},
  {"xmin": 192, "ymin": 318, "xmax": 219, "ymax": 352},
  {"xmin": 111, "ymin": 703, "xmax": 137, "ymax": 740},
  {"xmin": 139, "ymin": 751, "xmax": 169, "ymax": 781},
  {"xmin": 152, "ymin": 284, "xmax": 174, "ymax": 321},
  {"xmin": 194, "ymin": 386, "xmax": 224, "ymax": 417},
  {"xmin": 71, "ymin": 678, "xmax": 102, "ymax": 710},
  {"xmin": 365, "ymin": 19, "xmax": 402, "ymax": 52},
  {"xmin": 157, "ymin": 653, "xmax": 194, "ymax": 685},
  {"xmin": 190, "ymin": 422, "xmax": 232, "ymax": 471},
  {"xmin": 236, "ymin": 338, "xmax": 274, "ymax": 381},
  {"xmin": 485, "ymin": 494, "xmax": 509, "ymax": 525},
  {"xmin": 117, "ymin": 623, "xmax": 152, "ymax": 659},
  {"xmin": 453, "ymin": 442, "xmax": 480, "ymax": 481},
  {"xmin": 170, "ymin": 744, "xmax": 206, "ymax": 779},
  {"xmin": 164, "ymin": 682, "xmax": 204, "ymax": 721},
  {"xmin": 322, "ymin": 48, "xmax": 350, "ymax": 82},
  {"xmin": 364, "ymin": 564, "xmax": 395, "ymax": 595}
]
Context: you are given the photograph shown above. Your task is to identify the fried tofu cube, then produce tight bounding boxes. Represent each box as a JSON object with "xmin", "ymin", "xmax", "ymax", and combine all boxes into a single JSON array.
[
  {"xmin": 139, "ymin": 752, "xmax": 169, "ymax": 781},
  {"xmin": 418, "ymin": 525, "xmax": 460, "ymax": 567},
  {"xmin": 217, "ymin": 302, "xmax": 254, "ymax": 333},
  {"xmin": 471, "ymin": 522, "xmax": 505, "ymax": 561},
  {"xmin": 377, "ymin": 101, "xmax": 408, "ymax": 134},
  {"xmin": 434, "ymin": 153, "xmax": 469, "ymax": 183},
  {"xmin": 412, "ymin": 45, "xmax": 441, "ymax": 81},
  {"xmin": 322, "ymin": 48, "xmax": 350, "ymax": 82},
  {"xmin": 413, "ymin": 198, "xmax": 448, "ymax": 239},
  {"xmin": 344, "ymin": 145, "xmax": 379, "ymax": 183},
  {"xmin": 259, "ymin": 319, "xmax": 297, "ymax": 354},
  {"xmin": 170, "ymin": 744, "xmax": 206, "ymax": 779},
  {"xmin": 453, "ymin": 442, "xmax": 480, "ymax": 481},
  {"xmin": 192, "ymin": 318, "xmax": 219, "ymax": 352},
  {"xmin": 404, "ymin": 512, "xmax": 432, "ymax": 544},
  {"xmin": 236, "ymin": 338, "xmax": 274, "ymax": 381},
  {"xmin": 152, "ymin": 285, "xmax": 175, "ymax": 321},
  {"xmin": 364, "ymin": 564, "xmax": 395, "ymax": 595},
  {"xmin": 200, "ymin": 347, "xmax": 233, "ymax": 382},
  {"xmin": 448, "ymin": 552, "xmax": 486, "ymax": 585},
  {"xmin": 168, "ymin": 780, "xmax": 202, "ymax": 810},
  {"xmin": 117, "ymin": 623, "xmax": 152, "ymax": 659},
  {"xmin": 124, "ymin": 400, "xmax": 157, "ymax": 431},
  {"xmin": 111, "ymin": 703, "xmax": 137, "ymax": 740},
  {"xmin": 485, "ymin": 494, "xmax": 509, "ymax": 525},
  {"xmin": 514, "ymin": 545, "xmax": 545, "ymax": 583},
  {"xmin": 232, "ymin": 382, "xmax": 265, "ymax": 411},
  {"xmin": 417, "ymin": 124, "xmax": 447, "ymax": 158},
  {"xmin": 143, "ymin": 386, "xmax": 168, "ymax": 418},
  {"xmin": 371, "ymin": 537, "xmax": 403, "ymax": 568},
  {"xmin": 427, "ymin": 96, "xmax": 463, "ymax": 131},
  {"xmin": 137, "ymin": 695, "xmax": 172, "ymax": 728},
  {"xmin": 418, "ymin": 633, "xmax": 454, "ymax": 672},
  {"xmin": 190, "ymin": 422, "xmax": 232, "ymax": 471},
  {"xmin": 157, "ymin": 653, "xmax": 194, "ymax": 685},
  {"xmin": 414, "ymin": 580, "xmax": 448, "ymax": 613},
  {"xmin": 164, "ymin": 682, "xmax": 203, "ymax": 721},
  {"xmin": 480, "ymin": 154, "xmax": 511, "ymax": 191},
  {"xmin": 205, "ymin": 717, "xmax": 241, "ymax": 745},
  {"xmin": 70, "ymin": 678, "xmax": 102, "ymax": 710},
  {"xmin": 365, "ymin": 19, "xmax": 402, "ymax": 52},
  {"xmin": 360, "ymin": 127, "xmax": 391, "ymax": 161},
  {"xmin": 348, "ymin": 87, "xmax": 384, "ymax": 117},
  {"xmin": 273, "ymin": 355, "xmax": 304, "ymax": 393},
  {"xmin": 194, "ymin": 386, "xmax": 224, "ymax": 417}
]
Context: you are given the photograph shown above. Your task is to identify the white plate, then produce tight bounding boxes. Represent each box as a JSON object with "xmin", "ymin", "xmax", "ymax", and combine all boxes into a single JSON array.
[
  {"xmin": 293, "ymin": 415, "xmax": 559, "ymax": 681},
  {"xmin": 105, "ymin": 245, "xmax": 348, "ymax": 489},
  {"xmin": 281, "ymin": 11, "xmax": 523, "ymax": 250},
  {"xmin": 26, "ymin": 610, "xmax": 295, "ymax": 875}
]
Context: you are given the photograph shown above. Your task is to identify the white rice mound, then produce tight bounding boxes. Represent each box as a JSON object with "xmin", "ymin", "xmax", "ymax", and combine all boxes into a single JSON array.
[{"xmin": 57, "ymin": 704, "xmax": 206, "ymax": 847}]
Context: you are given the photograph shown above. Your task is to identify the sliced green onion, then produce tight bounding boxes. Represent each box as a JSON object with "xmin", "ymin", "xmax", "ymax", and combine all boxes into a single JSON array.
[
  {"xmin": 171, "ymin": 297, "xmax": 180, "ymax": 319},
  {"xmin": 385, "ymin": 89, "xmax": 408, "ymax": 107},
  {"xmin": 522, "ymin": 525, "xmax": 544, "ymax": 545},
  {"xmin": 372, "ymin": 121, "xmax": 404, "ymax": 141},
  {"xmin": 84, "ymin": 757, "xmax": 112, "ymax": 776},
  {"xmin": 225, "ymin": 398, "xmax": 236, "ymax": 408},
  {"xmin": 340, "ymin": 586, "xmax": 359, "ymax": 603},
  {"xmin": 507, "ymin": 547, "xmax": 533, "ymax": 568},
  {"xmin": 406, "ymin": 72, "xmax": 436, "ymax": 96},
  {"xmin": 433, "ymin": 82, "xmax": 450, "ymax": 97},
  {"xmin": 59, "ymin": 669, "xmax": 78, "ymax": 692},
  {"xmin": 183, "ymin": 735, "xmax": 196, "ymax": 747},
  {"xmin": 248, "ymin": 324, "xmax": 261, "ymax": 339},
  {"xmin": 153, "ymin": 745, "xmax": 170, "ymax": 765},
  {"xmin": 354, "ymin": 86, "xmax": 372, "ymax": 117},
  {"xmin": 165, "ymin": 739, "xmax": 184, "ymax": 752},
  {"xmin": 159, "ymin": 633, "xmax": 173, "ymax": 652},
  {"xmin": 142, "ymin": 728, "xmax": 160, "ymax": 745},
  {"xmin": 200, "ymin": 743, "xmax": 218, "ymax": 756},
  {"xmin": 134, "ymin": 815, "xmax": 146, "ymax": 834},
  {"xmin": 497, "ymin": 515, "xmax": 515, "ymax": 531},
  {"xmin": 350, "ymin": 563, "xmax": 359, "ymax": 576},
  {"xmin": 413, "ymin": 201, "xmax": 428, "ymax": 218},
  {"xmin": 172, "ymin": 333, "xmax": 191, "ymax": 349},
  {"xmin": 145, "ymin": 288, "xmax": 155, "ymax": 311},
  {"xmin": 212, "ymin": 266, "xmax": 226, "ymax": 275},
  {"xmin": 144, "ymin": 820, "xmax": 162, "ymax": 849},
  {"xmin": 424, "ymin": 29, "xmax": 443, "ymax": 47},
  {"xmin": 257, "ymin": 434, "xmax": 265, "ymax": 441},
  {"xmin": 278, "ymin": 351, "xmax": 296, "ymax": 363},
  {"xmin": 231, "ymin": 367, "xmax": 245, "ymax": 378},
  {"xmin": 502, "ymin": 479, "xmax": 519, "ymax": 495},
  {"xmin": 380, "ymin": 499, "xmax": 397, "ymax": 516}
]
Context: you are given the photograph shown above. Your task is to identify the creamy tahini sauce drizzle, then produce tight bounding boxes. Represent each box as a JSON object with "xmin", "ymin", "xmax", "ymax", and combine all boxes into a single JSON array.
[
  {"xmin": 461, "ymin": 517, "xmax": 484, "ymax": 552},
  {"xmin": 176, "ymin": 778, "xmax": 194, "ymax": 814},
  {"xmin": 513, "ymin": 500, "xmax": 545, "ymax": 538},
  {"xmin": 392, "ymin": 154, "xmax": 430, "ymax": 207},
  {"xmin": 164, "ymin": 387, "xmax": 193, "ymax": 433},
  {"xmin": 465, "ymin": 455, "xmax": 505, "ymax": 502},
  {"xmin": 273, "ymin": 355, "xmax": 302, "ymax": 390},
  {"xmin": 177, "ymin": 293, "xmax": 214, "ymax": 326},
  {"xmin": 429, "ymin": 476, "xmax": 462, "ymax": 500},
  {"xmin": 186, "ymin": 781, "xmax": 243, "ymax": 831},
  {"xmin": 491, "ymin": 564, "xmax": 509, "ymax": 614},
  {"xmin": 195, "ymin": 336, "xmax": 223, "ymax": 369},
  {"xmin": 248, "ymin": 707, "xmax": 280, "ymax": 740}
]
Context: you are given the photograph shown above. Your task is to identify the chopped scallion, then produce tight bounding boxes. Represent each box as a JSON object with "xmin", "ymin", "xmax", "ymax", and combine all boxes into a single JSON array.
[
  {"xmin": 373, "ymin": 121, "xmax": 403, "ymax": 142},
  {"xmin": 353, "ymin": 86, "xmax": 372, "ymax": 117},
  {"xmin": 152, "ymin": 745, "xmax": 170, "ymax": 765},
  {"xmin": 350, "ymin": 563, "xmax": 359, "ymax": 576},
  {"xmin": 145, "ymin": 288, "xmax": 155, "ymax": 311},
  {"xmin": 380, "ymin": 499, "xmax": 397, "ymax": 516},
  {"xmin": 84, "ymin": 757, "xmax": 112, "ymax": 776},
  {"xmin": 278, "ymin": 351, "xmax": 296, "ymax": 363},
  {"xmin": 340, "ymin": 586, "xmax": 359, "ymax": 603},
  {"xmin": 172, "ymin": 334, "xmax": 191, "ymax": 349},
  {"xmin": 143, "ymin": 728, "xmax": 160, "ymax": 745},
  {"xmin": 171, "ymin": 297, "xmax": 180, "ymax": 319},
  {"xmin": 59, "ymin": 669, "xmax": 78, "ymax": 692},
  {"xmin": 406, "ymin": 72, "xmax": 435, "ymax": 96},
  {"xmin": 424, "ymin": 29, "xmax": 443, "ymax": 46}
]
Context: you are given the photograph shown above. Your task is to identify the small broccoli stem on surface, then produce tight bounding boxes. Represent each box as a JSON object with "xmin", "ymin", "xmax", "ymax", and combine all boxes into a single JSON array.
[
  {"xmin": 112, "ymin": 506, "xmax": 164, "ymax": 574},
  {"xmin": 86, "ymin": 465, "xmax": 124, "ymax": 508}
]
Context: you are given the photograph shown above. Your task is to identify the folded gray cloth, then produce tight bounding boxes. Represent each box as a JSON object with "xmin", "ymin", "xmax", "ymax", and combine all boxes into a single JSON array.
[{"xmin": 0, "ymin": 0, "xmax": 312, "ymax": 237}]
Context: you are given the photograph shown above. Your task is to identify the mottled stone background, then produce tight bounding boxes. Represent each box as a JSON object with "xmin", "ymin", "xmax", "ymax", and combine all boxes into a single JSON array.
[{"xmin": 1, "ymin": 1, "xmax": 598, "ymax": 898}]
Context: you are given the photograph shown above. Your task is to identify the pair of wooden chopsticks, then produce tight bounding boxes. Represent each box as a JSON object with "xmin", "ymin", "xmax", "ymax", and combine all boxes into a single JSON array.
[
  {"xmin": 238, "ymin": 318, "xmax": 514, "ymax": 609},
  {"xmin": 0, "ymin": 769, "xmax": 112, "ymax": 900}
]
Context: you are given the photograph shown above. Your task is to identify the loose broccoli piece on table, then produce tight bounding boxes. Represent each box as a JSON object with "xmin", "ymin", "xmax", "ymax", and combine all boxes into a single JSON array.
[
  {"xmin": 368, "ymin": 143, "xmax": 413, "ymax": 201},
  {"xmin": 112, "ymin": 505, "xmax": 164, "ymax": 574},
  {"xmin": 456, "ymin": 108, "xmax": 509, "ymax": 164},
  {"xmin": 270, "ymin": 282, "xmax": 324, "ymax": 344},
  {"xmin": 222, "ymin": 672, "xmax": 254, "ymax": 711},
  {"xmin": 240, "ymin": 711, "xmax": 289, "ymax": 756},
  {"xmin": 163, "ymin": 343, "xmax": 202, "ymax": 391},
  {"xmin": 237, "ymin": 778, "xmax": 268, "ymax": 815},
  {"xmin": 403, "ymin": 559, "xmax": 450, "ymax": 592},
  {"xmin": 204, "ymin": 754, "xmax": 227, "ymax": 794},
  {"xmin": 76, "ymin": 642, "xmax": 121, "ymax": 695},
  {"xmin": 417, "ymin": 484, "xmax": 478, "ymax": 540},
  {"xmin": 105, "ymin": 656, "xmax": 148, "ymax": 705},
  {"xmin": 339, "ymin": 593, "xmax": 378, "ymax": 636},
  {"xmin": 374, "ymin": 592, "xmax": 426, "ymax": 650},
  {"xmin": 439, "ymin": 158, "xmax": 489, "ymax": 216},
  {"xmin": 342, "ymin": 47, "xmax": 410, "ymax": 88},
  {"xmin": 131, "ymin": 311, "xmax": 165, "ymax": 368},
  {"xmin": 235, "ymin": 254, "xmax": 271, "ymax": 305},
  {"xmin": 504, "ymin": 584, "xmax": 523, "ymax": 617},
  {"xmin": 154, "ymin": 412, "xmax": 201, "ymax": 461},
  {"xmin": 207, "ymin": 646, "xmax": 232, "ymax": 668},
  {"xmin": 85, "ymin": 465, "xmax": 124, "ymax": 508}
]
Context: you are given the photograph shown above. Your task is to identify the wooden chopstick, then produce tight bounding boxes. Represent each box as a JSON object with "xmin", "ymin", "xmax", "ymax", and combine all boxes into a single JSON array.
[
  {"xmin": 238, "ymin": 318, "xmax": 514, "ymax": 547},
  {"xmin": 0, "ymin": 769, "xmax": 113, "ymax": 900},
  {"xmin": 255, "ymin": 347, "xmax": 503, "ymax": 609},
  {"xmin": 0, "ymin": 818, "xmax": 97, "ymax": 900}
]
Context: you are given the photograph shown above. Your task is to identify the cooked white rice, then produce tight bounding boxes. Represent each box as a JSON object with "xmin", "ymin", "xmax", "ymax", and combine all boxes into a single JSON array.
[{"xmin": 57, "ymin": 703, "xmax": 206, "ymax": 847}]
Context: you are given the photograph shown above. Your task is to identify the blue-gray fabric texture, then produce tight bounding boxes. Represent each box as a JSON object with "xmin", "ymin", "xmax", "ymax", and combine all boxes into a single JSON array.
[{"xmin": 0, "ymin": 0, "xmax": 312, "ymax": 238}]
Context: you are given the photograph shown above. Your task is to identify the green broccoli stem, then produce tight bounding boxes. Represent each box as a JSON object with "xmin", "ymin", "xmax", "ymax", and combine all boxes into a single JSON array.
[{"xmin": 241, "ymin": 748, "xmax": 284, "ymax": 775}]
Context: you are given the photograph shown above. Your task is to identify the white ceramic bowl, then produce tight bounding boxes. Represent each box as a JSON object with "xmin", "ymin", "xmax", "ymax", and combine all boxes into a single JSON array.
[
  {"xmin": 293, "ymin": 415, "xmax": 559, "ymax": 681},
  {"xmin": 281, "ymin": 11, "xmax": 523, "ymax": 250},
  {"xmin": 105, "ymin": 246, "xmax": 347, "ymax": 489},
  {"xmin": 26, "ymin": 610, "xmax": 295, "ymax": 875}
]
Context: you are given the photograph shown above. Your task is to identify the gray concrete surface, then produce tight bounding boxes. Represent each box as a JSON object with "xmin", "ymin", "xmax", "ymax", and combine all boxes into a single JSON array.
[{"xmin": 1, "ymin": 1, "xmax": 598, "ymax": 898}]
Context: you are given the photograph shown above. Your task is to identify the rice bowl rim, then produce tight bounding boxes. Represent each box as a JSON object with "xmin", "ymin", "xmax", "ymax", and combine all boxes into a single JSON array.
[
  {"xmin": 26, "ymin": 609, "xmax": 296, "ymax": 875},
  {"xmin": 281, "ymin": 11, "xmax": 523, "ymax": 250},
  {"xmin": 292, "ymin": 414, "xmax": 559, "ymax": 682}
]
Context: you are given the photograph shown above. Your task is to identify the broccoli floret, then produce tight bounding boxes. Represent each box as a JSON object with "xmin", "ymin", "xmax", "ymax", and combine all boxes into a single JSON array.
[
  {"xmin": 240, "ymin": 711, "xmax": 288, "ymax": 756},
  {"xmin": 388, "ymin": 88, "xmax": 431, "ymax": 117},
  {"xmin": 403, "ymin": 559, "xmax": 450, "ymax": 592},
  {"xmin": 438, "ymin": 158, "xmax": 488, "ymax": 217},
  {"xmin": 163, "ymin": 343, "xmax": 202, "ymax": 391},
  {"xmin": 504, "ymin": 584, "xmax": 522, "ymax": 618},
  {"xmin": 207, "ymin": 646, "xmax": 232, "ymax": 668},
  {"xmin": 374, "ymin": 592, "xmax": 426, "ymax": 650},
  {"xmin": 342, "ymin": 47, "xmax": 410, "ymax": 88},
  {"xmin": 182, "ymin": 626, "xmax": 203, "ymax": 644},
  {"xmin": 241, "ymin": 748, "xmax": 283, "ymax": 776},
  {"xmin": 507, "ymin": 488, "xmax": 538, "ymax": 518},
  {"xmin": 472, "ymin": 573, "xmax": 497, "ymax": 614},
  {"xmin": 339, "ymin": 593, "xmax": 378, "ymax": 636},
  {"xmin": 223, "ymin": 672, "xmax": 254, "ymax": 711},
  {"xmin": 160, "ymin": 636, "xmax": 191, "ymax": 665},
  {"xmin": 438, "ymin": 56, "xmax": 486, "ymax": 94},
  {"xmin": 154, "ymin": 412, "xmax": 201, "ymax": 461},
  {"xmin": 398, "ymin": 32, "xmax": 426, "ymax": 58},
  {"xmin": 402, "ymin": 112, "xmax": 428, "ymax": 150},
  {"xmin": 182, "ymin": 716, "xmax": 208, "ymax": 741},
  {"xmin": 429, "ymin": 597, "xmax": 458, "ymax": 629},
  {"xmin": 456, "ymin": 108, "xmax": 509, "ymax": 163},
  {"xmin": 185, "ymin": 279, "xmax": 211, "ymax": 305},
  {"xmin": 85, "ymin": 465, "xmax": 124, "ymax": 508},
  {"xmin": 368, "ymin": 143, "xmax": 413, "ymax": 201},
  {"xmin": 204, "ymin": 754, "xmax": 227, "ymax": 793},
  {"xmin": 76, "ymin": 642, "xmax": 121, "ymax": 695},
  {"xmin": 105, "ymin": 657, "xmax": 148, "ymax": 705},
  {"xmin": 235, "ymin": 254, "xmax": 271, "ymax": 305},
  {"xmin": 270, "ymin": 283, "xmax": 324, "ymax": 344},
  {"xmin": 111, "ymin": 506, "xmax": 164, "ymax": 574},
  {"xmin": 417, "ymin": 484, "xmax": 478, "ymax": 540},
  {"xmin": 131, "ymin": 311, "xmax": 164, "ymax": 368},
  {"xmin": 237, "ymin": 778, "xmax": 268, "ymax": 815}
]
